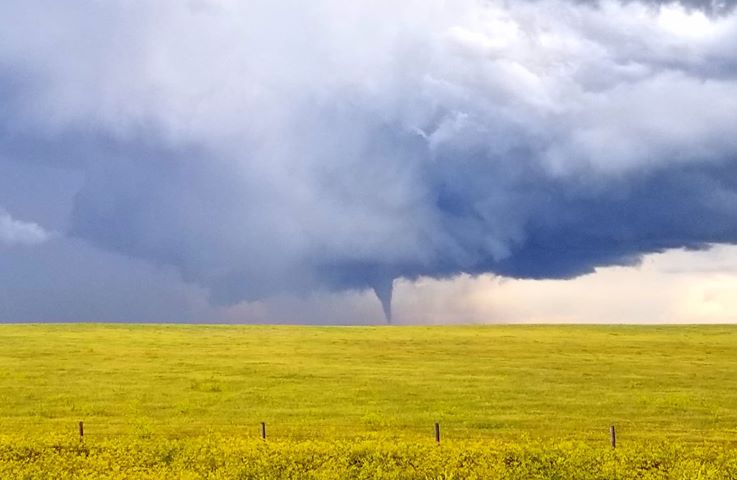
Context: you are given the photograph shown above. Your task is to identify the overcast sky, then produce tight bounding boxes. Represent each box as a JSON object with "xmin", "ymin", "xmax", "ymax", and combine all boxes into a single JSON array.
[{"xmin": 2, "ymin": 0, "xmax": 737, "ymax": 324}]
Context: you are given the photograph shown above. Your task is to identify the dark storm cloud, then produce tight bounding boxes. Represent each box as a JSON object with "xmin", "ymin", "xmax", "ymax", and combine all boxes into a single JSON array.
[{"xmin": 2, "ymin": 0, "xmax": 737, "ymax": 320}]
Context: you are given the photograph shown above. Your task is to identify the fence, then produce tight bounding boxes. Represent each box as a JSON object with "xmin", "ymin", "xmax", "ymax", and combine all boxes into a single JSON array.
[
  {"xmin": 59, "ymin": 421, "xmax": 619, "ymax": 446},
  {"xmin": 8, "ymin": 418, "xmax": 733, "ymax": 447}
]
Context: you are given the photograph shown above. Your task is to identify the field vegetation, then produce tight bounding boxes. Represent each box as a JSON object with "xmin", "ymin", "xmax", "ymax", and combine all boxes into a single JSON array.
[{"xmin": 1, "ymin": 324, "xmax": 736, "ymax": 478}]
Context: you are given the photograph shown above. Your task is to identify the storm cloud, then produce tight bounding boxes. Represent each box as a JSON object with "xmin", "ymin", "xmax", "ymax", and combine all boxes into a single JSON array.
[{"xmin": 2, "ymin": 0, "xmax": 737, "ymax": 320}]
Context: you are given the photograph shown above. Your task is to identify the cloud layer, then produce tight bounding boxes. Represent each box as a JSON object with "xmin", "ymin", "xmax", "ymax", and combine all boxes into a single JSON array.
[
  {"xmin": 0, "ymin": 208, "xmax": 50, "ymax": 246},
  {"xmin": 2, "ymin": 0, "xmax": 737, "ymax": 319}
]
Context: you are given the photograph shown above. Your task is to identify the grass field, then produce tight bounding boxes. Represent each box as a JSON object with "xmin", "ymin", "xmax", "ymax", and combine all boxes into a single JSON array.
[{"xmin": 1, "ymin": 324, "xmax": 737, "ymax": 478}]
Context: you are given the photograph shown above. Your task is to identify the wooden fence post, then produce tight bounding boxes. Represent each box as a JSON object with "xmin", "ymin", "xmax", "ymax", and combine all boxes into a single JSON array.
[
  {"xmin": 261, "ymin": 422, "xmax": 266, "ymax": 440},
  {"xmin": 79, "ymin": 421, "xmax": 84, "ymax": 441},
  {"xmin": 610, "ymin": 425, "xmax": 616, "ymax": 449},
  {"xmin": 434, "ymin": 422, "xmax": 440, "ymax": 444}
]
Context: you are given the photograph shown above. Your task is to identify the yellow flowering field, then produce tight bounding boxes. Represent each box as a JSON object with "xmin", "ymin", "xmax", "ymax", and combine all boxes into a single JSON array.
[
  {"xmin": 2, "ymin": 436, "xmax": 737, "ymax": 479},
  {"xmin": 1, "ymin": 324, "xmax": 736, "ymax": 478}
]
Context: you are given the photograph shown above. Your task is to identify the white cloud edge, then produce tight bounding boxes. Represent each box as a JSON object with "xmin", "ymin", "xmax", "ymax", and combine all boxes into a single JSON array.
[{"xmin": 0, "ymin": 208, "xmax": 52, "ymax": 247}]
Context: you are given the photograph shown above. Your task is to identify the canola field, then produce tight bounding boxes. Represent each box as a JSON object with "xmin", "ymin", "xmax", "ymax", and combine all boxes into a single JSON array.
[{"xmin": 1, "ymin": 324, "xmax": 736, "ymax": 478}]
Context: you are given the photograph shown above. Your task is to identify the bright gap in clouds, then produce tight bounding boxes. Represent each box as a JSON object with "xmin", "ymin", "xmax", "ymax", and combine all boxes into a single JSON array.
[
  {"xmin": 390, "ymin": 245, "xmax": 737, "ymax": 325},
  {"xmin": 657, "ymin": 4, "xmax": 718, "ymax": 38}
]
